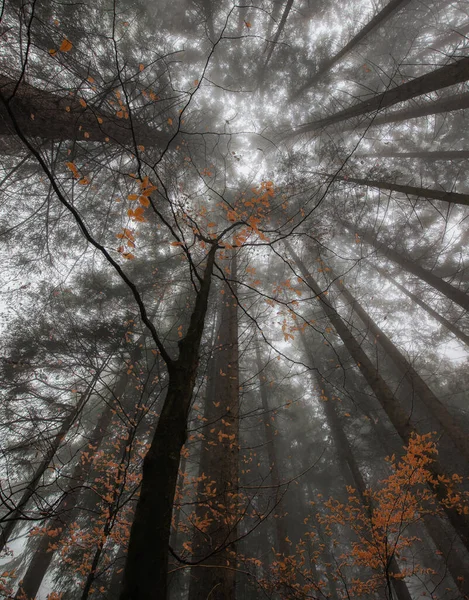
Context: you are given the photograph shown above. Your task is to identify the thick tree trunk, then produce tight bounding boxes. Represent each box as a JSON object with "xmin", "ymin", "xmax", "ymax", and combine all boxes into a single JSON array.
[
  {"xmin": 285, "ymin": 242, "xmax": 469, "ymax": 556},
  {"xmin": 287, "ymin": 57, "xmax": 469, "ymax": 136},
  {"xmin": 293, "ymin": 0, "xmax": 411, "ymax": 97},
  {"xmin": 0, "ymin": 76, "xmax": 170, "ymax": 148},
  {"xmin": 0, "ymin": 363, "xmax": 105, "ymax": 555},
  {"xmin": 375, "ymin": 266, "xmax": 469, "ymax": 348},
  {"xmin": 254, "ymin": 337, "xmax": 290, "ymax": 557},
  {"xmin": 348, "ymin": 92, "xmax": 469, "ymax": 129},
  {"xmin": 120, "ymin": 246, "xmax": 218, "ymax": 600},
  {"xmin": 188, "ymin": 253, "xmax": 239, "ymax": 600},
  {"xmin": 328, "ymin": 270, "xmax": 469, "ymax": 464},
  {"xmin": 333, "ymin": 173, "xmax": 469, "ymax": 206},
  {"xmin": 357, "ymin": 150, "xmax": 469, "ymax": 160},
  {"xmin": 345, "ymin": 224, "xmax": 469, "ymax": 312}
]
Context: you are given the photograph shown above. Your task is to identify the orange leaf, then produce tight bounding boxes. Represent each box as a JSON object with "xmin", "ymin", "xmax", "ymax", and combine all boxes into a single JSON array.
[
  {"xmin": 244, "ymin": 20, "xmax": 251, "ymax": 27},
  {"xmin": 139, "ymin": 196, "xmax": 150, "ymax": 207},
  {"xmin": 207, "ymin": 222, "xmax": 216, "ymax": 227},
  {"xmin": 49, "ymin": 49, "xmax": 57, "ymax": 56},
  {"xmin": 59, "ymin": 39, "xmax": 73, "ymax": 52},
  {"xmin": 127, "ymin": 194, "xmax": 138, "ymax": 201},
  {"xmin": 139, "ymin": 63, "xmax": 145, "ymax": 72},
  {"xmin": 167, "ymin": 118, "xmax": 173, "ymax": 125},
  {"xmin": 171, "ymin": 241, "xmax": 184, "ymax": 247},
  {"xmin": 79, "ymin": 98, "xmax": 87, "ymax": 108},
  {"xmin": 122, "ymin": 252, "xmax": 135, "ymax": 260}
]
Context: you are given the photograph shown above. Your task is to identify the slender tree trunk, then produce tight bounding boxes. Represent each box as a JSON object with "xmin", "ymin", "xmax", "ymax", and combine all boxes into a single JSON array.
[
  {"xmin": 188, "ymin": 253, "xmax": 239, "ymax": 600},
  {"xmin": 15, "ymin": 401, "xmax": 117, "ymax": 599},
  {"xmin": 374, "ymin": 266, "xmax": 469, "ymax": 348},
  {"xmin": 292, "ymin": 0, "xmax": 411, "ymax": 97},
  {"xmin": 327, "ymin": 270, "xmax": 469, "ymax": 464},
  {"xmin": 333, "ymin": 173, "xmax": 469, "ymax": 206},
  {"xmin": 262, "ymin": 0, "xmax": 294, "ymax": 71},
  {"xmin": 285, "ymin": 242, "xmax": 469, "ymax": 555},
  {"xmin": 120, "ymin": 245, "xmax": 218, "ymax": 600},
  {"xmin": 300, "ymin": 335, "xmax": 412, "ymax": 600},
  {"xmin": 254, "ymin": 337, "xmax": 290, "ymax": 557},
  {"xmin": 287, "ymin": 57, "xmax": 469, "ymax": 136},
  {"xmin": 357, "ymin": 149, "xmax": 469, "ymax": 160},
  {"xmin": 345, "ymin": 223, "xmax": 469, "ymax": 311},
  {"xmin": 0, "ymin": 362, "xmax": 107, "ymax": 555}
]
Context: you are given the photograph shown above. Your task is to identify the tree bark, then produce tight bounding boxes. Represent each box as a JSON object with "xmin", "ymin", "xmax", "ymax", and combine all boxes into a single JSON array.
[
  {"xmin": 188, "ymin": 252, "xmax": 239, "ymax": 600},
  {"xmin": 287, "ymin": 57, "xmax": 469, "ymax": 136},
  {"xmin": 0, "ymin": 76, "xmax": 170, "ymax": 148},
  {"xmin": 120, "ymin": 245, "xmax": 218, "ymax": 600},
  {"xmin": 345, "ymin": 223, "xmax": 469, "ymax": 312},
  {"xmin": 374, "ymin": 266, "xmax": 469, "ymax": 348},
  {"xmin": 292, "ymin": 0, "xmax": 411, "ymax": 98},
  {"xmin": 333, "ymin": 173, "xmax": 469, "ymax": 206}
]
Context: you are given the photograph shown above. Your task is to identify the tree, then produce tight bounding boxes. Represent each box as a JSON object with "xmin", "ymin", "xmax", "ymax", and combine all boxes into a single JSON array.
[{"xmin": 1, "ymin": 0, "xmax": 469, "ymax": 598}]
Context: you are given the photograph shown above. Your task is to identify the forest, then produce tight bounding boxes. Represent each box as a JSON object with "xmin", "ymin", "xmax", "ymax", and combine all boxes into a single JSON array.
[{"xmin": 0, "ymin": 0, "xmax": 469, "ymax": 598}]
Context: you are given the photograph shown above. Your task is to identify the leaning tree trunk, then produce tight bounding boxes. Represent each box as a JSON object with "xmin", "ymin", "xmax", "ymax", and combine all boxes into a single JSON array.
[
  {"xmin": 332, "ymin": 173, "xmax": 469, "ymax": 206},
  {"xmin": 357, "ymin": 150, "xmax": 469, "ymax": 160},
  {"xmin": 286, "ymin": 57, "xmax": 469, "ymax": 136},
  {"xmin": 374, "ymin": 266, "xmax": 469, "ymax": 348},
  {"xmin": 326, "ymin": 268, "xmax": 469, "ymax": 464},
  {"xmin": 343, "ymin": 223, "xmax": 469, "ymax": 312},
  {"xmin": 344, "ymin": 92, "xmax": 469, "ymax": 129},
  {"xmin": 15, "ymin": 399, "xmax": 118, "ymax": 599},
  {"xmin": 188, "ymin": 252, "xmax": 240, "ymax": 600},
  {"xmin": 120, "ymin": 245, "xmax": 218, "ymax": 600},
  {"xmin": 0, "ymin": 76, "xmax": 170, "ymax": 148},
  {"xmin": 292, "ymin": 0, "xmax": 411, "ymax": 97},
  {"xmin": 0, "ymin": 361, "xmax": 107, "ymax": 555},
  {"xmin": 285, "ymin": 242, "xmax": 469, "ymax": 556},
  {"xmin": 300, "ymin": 333, "xmax": 413, "ymax": 600}
]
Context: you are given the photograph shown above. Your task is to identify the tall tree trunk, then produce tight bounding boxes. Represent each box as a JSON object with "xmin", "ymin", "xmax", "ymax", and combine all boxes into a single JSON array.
[
  {"xmin": 292, "ymin": 0, "xmax": 411, "ymax": 98},
  {"xmin": 287, "ymin": 57, "xmax": 469, "ymax": 136},
  {"xmin": 120, "ymin": 245, "xmax": 218, "ymax": 600},
  {"xmin": 15, "ymin": 401, "xmax": 117, "ymax": 599},
  {"xmin": 254, "ymin": 336, "xmax": 290, "ymax": 557},
  {"xmin": 188, "ymin": 253, "xmax": 239, "ymax": 600},
  {"xmin": 0, "ymin": 362, "xmax": 107, "ymax": 555},
  {"xmin": 357, "ymin": 150, "xmax": 469, "ymax": 160},
  {"xmin": 285, "ymin": 241, "xmax": 469, "ymax": 556},
  {"xmin": 300, "ymin": 334, "xmax": 413, "ymax": 600},
  {"xmin": 333, "ymin": 173, "xmax": 469, "ymax": 206},
  {"xmin": 374, "ymin": 266, "xmax": 469, "ymax": 348},
  {"xmin": 0, "ymin": 76, "xmax": 170, "ymax": 148},
  {"xmin": 344, "ymin": 223, "xmax": 469, "ymax": 311},
  {"xmin": 326, "ymin": 268, "xmax": 469, "ymax": 464},
  {"xmin": 262, "ymin": 0, "xmax": 295, "ymax": 71},
  {"xmin": 348, "ymin": 92, "xmax": 469, "ymax": 129}
]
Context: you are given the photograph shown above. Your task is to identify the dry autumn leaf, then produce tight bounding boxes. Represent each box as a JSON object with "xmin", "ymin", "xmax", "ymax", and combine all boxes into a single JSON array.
[{"xmin": 59, "ymin": 39, "xmax": 73, "ymax": 52}]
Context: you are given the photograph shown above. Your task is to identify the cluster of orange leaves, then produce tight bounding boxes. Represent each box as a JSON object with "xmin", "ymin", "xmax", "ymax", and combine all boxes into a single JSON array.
[{"xmin": 264, "ymin": 433, "xmax": 469, "ymax": 598}]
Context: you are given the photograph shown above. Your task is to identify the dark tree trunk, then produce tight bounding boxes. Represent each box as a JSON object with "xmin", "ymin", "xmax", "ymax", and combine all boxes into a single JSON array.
[
  {"xmin": 293, "ymin": 0, "xmax": 411, "ymax": 97},
  {"xmin": 333, "ymin": 173, "xmax": 469, "ymax": 206},
  {"xmin": 0, "ymin": 76, "xmax": 170, "ymax": 148},
  {"xmin": 262, "ymin": 0, "xmax": 295, "ymax": 71},
  {"xmin": 188, "ymin": 253, "xmax": 239, "ymax": 600},
  {"xmin": 15, "ymin": 401, "xmax": 117, "ymax": 599},
  {"xmin": 348, "ymin": 92, "xmax": 469, "ymax": 129},
  {"xmin": 357, "ymin": 150, "xmax": 469, "ymax": 160},
  {"xmin": 287, "ymin": 57, "xmax": 469, "ymax": 136},
  {"xmin": 0, "ymin": 364, "xmax": 105, "ymax": 555},
  {"xmin": 285, "ymin": 242, "xmax": 469, "ymax": 557},
  {"xmin": 374, "ymin": 266, "xmax": 469, "ymax": 348},
  {"xmin": 254, "ymin": 337, "xmax": 290, "ymax": 557},
  {"xmin": 327, "ymin": 270, "xmax": 469, "ymax": 464},
  {"xmin": 346, "ymin": 224, "xmax": 469, "ymax": 312},
  {"xmin": 120, "ymin": 246, "xmax": 218, "ymax": 600}
]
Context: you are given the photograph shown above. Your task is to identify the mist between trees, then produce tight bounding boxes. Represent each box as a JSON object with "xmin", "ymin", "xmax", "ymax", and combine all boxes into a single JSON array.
[{"xmin": 0, "ymin": 0, "xmax": 469, "ymax": 599}]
